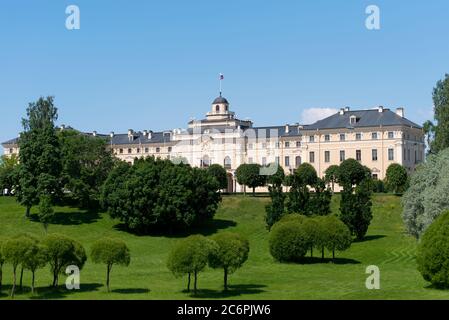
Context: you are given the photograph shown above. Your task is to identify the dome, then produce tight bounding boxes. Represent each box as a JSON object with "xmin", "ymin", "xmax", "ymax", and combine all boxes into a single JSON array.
[{"xmin": 212, "ymin": 96, "xmax": 229, "ymax": 104}]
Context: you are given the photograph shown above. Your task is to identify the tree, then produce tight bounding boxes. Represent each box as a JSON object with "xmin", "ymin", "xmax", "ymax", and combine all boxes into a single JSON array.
[
  {"xmin": 2, "ymin": 237, "xmax": 34, "ymax": 298},
  {"xmin": 22, "ymin": 242, "xmax": 47, "ymax": 294},
  {"xmin": 269, "ymin": 220, "xmax": 309, "ymax": 262},
  {"xmin": 59, "ymin": 129, "xmax": 116, "ymax": 209},
  {"xmin": 42, "ymin": 234, "xmax": 87, "ymax": 287},
  {"xmin": 91, "ymin": 238, "xmax": 131, "ymax": 292},
  {"xmin": 286, "ymin": 163, "xmax": 318, "ymax": 215},
  {"xmin": 265, "ymin": 165, "xmax": 286, "ymax": 230},
  {"xmin": 308, "ymin": 178, "xmax": 332, "ymax": 216},
  {"xmin": 207, "ymin": 164, "xmax": 228, "ymax": 191},
  {"xmin": 385, "ymin": 163, "xmax": 408, "ymax": 194},
  {"xmin": 324, "ymin": 165, "xmax": 339, "ymax": 193},
  {"xmin": 338, "ymin": 159, "xmax": 373, "ymax": 240},
  {"xmin": 417, "ymin": 210, "xmax": 449, "ymax": 287},
  {"xmin": 167, "ymin": 235, "xmax": 215, "ymax": 294},
  {"xmin": 16, "ymin": 96, "xmax": 61, "ymax": 217},
  {"xmin": 423, "ymin": 120, "xmax": 435, "ymax": 154},
  {"xmin": 432, "ymin": 74, "xmax": 449, "ymax": 153},
  {"xmin": 402, "ymin": 148, "xmax": 449, "ymax": 238},
  {"xmin": 322, "ymin": 216, "xmax": 352, "ymax": 261},
  {"xmin": 101, "ymin": 157, "xmax": 221, "ymax": 233},
  {"xmin": 208, "ymin": 232, "xmax": 249, "ymax": 291},
  {"xmin": 0, "ymin": 154, "xmax": 19, "ymax": 194},
  {"xmin": 38, "ymin": 194, "xmax": 54, "ymax": 233},
  {"xmin": 235, "ymin": 163, "xmax": 266, "ymax": 196}
]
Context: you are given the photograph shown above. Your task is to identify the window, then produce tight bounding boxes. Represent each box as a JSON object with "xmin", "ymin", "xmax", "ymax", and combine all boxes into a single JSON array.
[
  {"xmin": 340, "ymin": 133, "xmax": 345, "ymax": 141},
  {"xmin": 403, "ymin": 149, "xmax": 406, "ymax": 161},
  {"xmin": 9, "ymin": 148, "xmax": 13, "ymax": 154},
  {"xmin": 372, "ymin": 132, "xmax": 378, "ymax": 140},
  {"xmin": 340, "ymin": 150, "xmax": 345, "ymax": 162},
  {"xmin": 296, "ymin": 141, "xmax": 301, "ymax": 147},
  {"xmin": 128, "ymin": 148, "xmax": 132, "ymax": 154},
  {"xmin": 415, "ymin": 150, "xmax": 418, "ymax": 164},
  {"xmin": 309, "ymin": 152, "xmax": 315, "ymax": 163},
  {"xmin": 356, "ymin": 150, "xmax": 361, "ymax": 161},
  {"xmin": 248, "ymin": 157, "xmax": 253, "ymax": 164},
  {"xmin": 407, "ymin": 149, "xmax": 411, "ymax": 161},
  {"xmin": 388, "ymin": 131, "xmax": 394, "ymax": 139},
  {"xmin": 248, "ymin": 143, "xmax": 253, "ymax": 150},
  {"xmin": 295, "ymin": 156, "xmax": 301, "ymax": 168},
  {"xmin": 285, "ymin": 141, "xmax": 290, "ymax": 148},
  {"xmin": 356, "ymin": 133, "xmax": 362, "ymax": 140},
  {"xmin": 372, "ymin": 174, "xmax": 378, "ymax": 180},
  {"xmin": 309, "ymin": 135, "xmax": 315, "ymax": 143},
  {"xmin": 156, "ymin": 147, "xmax": 160, "ymax": 153},
  {"xmin": 275, "ymin": 156, "xmax": 280, "ymax": 164},
  {"xmin": 388, "ymin": 148, "xmax": 394, "ymax": 161},
  {"xmin": 285, "ymin": 156, "xmax": 290, "ymax": 167},
  {"xmin": 168, "ymin": 147, "xmax": 172, "ymax": 152},
  {"xmin": 324, "ymin": 151, "xmax": 330, "ymax": 163},
  {"xmin": 350, "ymin": 116, "xmax": 357, "ymax": 125},
  {"xmin": 215, "ymin": 105, "xmax": 219, "ymax": 112},
  {"xmin": 119, "ymin": 148, "xmax": 123, "ymax": 154},
  {"xmin": 137, "ymin": 148, "xmax": 140, "ymax": 153},
  {"xmin": 275, "ymin": 142, "xmax": 280, "ymax": 148},
  {"xmin": 325, "ymin": 134, "xmax": 330, "ymax": 142},
  {"xmin": 262, "ymin": 157, "xmax": 267, "ymax": 166},
  {"xmin": 145, "ymin": 147, "xmax": 149, "ymax": 153},
  {"xmin": 372, "ymin": 149, "xmax": 378, "ymax": 161},
  {"xmin": 224, "ymin": 156, "xmax": 232, "ymax": 169}
]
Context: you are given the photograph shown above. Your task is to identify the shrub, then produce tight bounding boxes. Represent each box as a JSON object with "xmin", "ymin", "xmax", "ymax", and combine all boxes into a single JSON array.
[
  {"xmin": 385, "ymin": 163, "xmax": 408, "ymax": 194},
  {"xmin": 417, "ymin": 210, "xmax": 449, "ymax": 287},
  {"xmin": 207, "ymin": 164, "xmax": 228, "ymax": 191},
  {"xmin": 269, "ymin": 220, "xmax": 309, "ymax": 262},
  {"xmin": 322, "ymin": 216, "xmax": 352, "ymax": 261}
]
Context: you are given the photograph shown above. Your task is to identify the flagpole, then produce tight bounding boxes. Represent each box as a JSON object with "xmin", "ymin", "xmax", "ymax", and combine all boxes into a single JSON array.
[{"xmin": 219, "ymin": 74, "xmax": 222, "ymax": 96}]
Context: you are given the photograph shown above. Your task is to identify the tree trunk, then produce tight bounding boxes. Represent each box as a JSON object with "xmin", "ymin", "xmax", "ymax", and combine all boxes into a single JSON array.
[
  {"xmin": 243, "ymin": 186, "xmax": 246, "ymax": 196},
  {"xmin": 310, "ymin": 246, "xmax": 313, "ymax": 258},
  {"xmin": 194, "ymin": 271, "xmax": 198, "ymax": 294},
  {"xmin": 332, "ymin": 249, "xmax": 335, "ymax": 262},
  {"xmin": 187, "ymin": 273, "xmax": 191, "ymax": 292},
  {"xmin": 0, "ymin": 264, "xmax": 3, "ymax": 290},
  {"xmin": 224, "ymin": 268, "xmax": 228, "ymax": 291},
  {"xmin": 11, "ymin": 266, "xmax": 17, "ymax": 298},
  {"xmin": 31, "ymin": 271, "xmax": 35, "ymax": 294},
  {"xmin": 106, "ymin": 264, "xmax": 111, "ymax": 292},
  {"xmin": 252, "ymin": 187, "xmax": 255, "ymax": 197},
  {"xmin": 52, "ymin": 269, "xmax": 58, "ymax": 287},
  {"xmin": 19, "ymin": 267, "xmax": 23, "ymax": 290},
  {"xmin": 25, "ymin": 206, "xmax": 31, "ymax": 218},
  {"xmin": 321, "ymin": 246, "xmax": 324, "ymax": 260}
]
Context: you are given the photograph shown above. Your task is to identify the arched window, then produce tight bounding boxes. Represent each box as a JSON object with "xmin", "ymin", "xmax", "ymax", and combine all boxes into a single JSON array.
[
  {"xmin": 216, "ymin": 105, "xmax": 220, "ymax": 112},
  {"xmin": 201, "ymin": 155, "xmax": 210, "ymax": 168},
  {"xmin": 224, "ymin": 156, "xmax": 232, "ymax": 169}
]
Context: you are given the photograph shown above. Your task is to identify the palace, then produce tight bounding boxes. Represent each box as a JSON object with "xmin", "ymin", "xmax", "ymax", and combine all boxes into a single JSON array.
[{"xmin": 2, "ymin": 94, "xmax": 425, "ymax": 192}]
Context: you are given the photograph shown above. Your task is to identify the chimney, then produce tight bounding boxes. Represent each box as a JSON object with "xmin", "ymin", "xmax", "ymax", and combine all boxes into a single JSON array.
[
  {"xmin": 148, "ymin": 130, "xmax": 153, "ymax": 139},
  {"xmin": 396, "ymin": 107, "xmax": 404, "ymax": 118},
  {"xmin": 92, "ymin": 131, "xmax": 97, "ymax": 137},
  {"xmin": 60, "ymin": 124, "xmax": 66, "ymax": 131},
  {"xmin": 378, "ymin": 106, "xmax": 384, "ymax": 113},
  {"xmin": 128, "ymin": 129, "xmax": 134, "ymax": 141},
  {"xmin": 110, "ymin": 131, "xmax": 114, "ymax": 138},
  {"xmin": 344, "ymin": 106, "xmax": 350, "ymax": 112},
  {"xmin": 285, "ymin": 124, "xmax": 290, "ymax": 134},
  {"xmin": 143, "ymin": 130, "xmax": 148, "ymax": 137},
  {"xmin": 339, "ymin": 108, "xmax": 345, "ymax": 115}
]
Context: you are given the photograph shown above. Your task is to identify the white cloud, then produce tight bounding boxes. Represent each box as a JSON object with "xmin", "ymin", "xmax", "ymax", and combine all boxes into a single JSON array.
[{"xmin": 300, "ymin": 108, "xmax": 338, "ymax": 124}]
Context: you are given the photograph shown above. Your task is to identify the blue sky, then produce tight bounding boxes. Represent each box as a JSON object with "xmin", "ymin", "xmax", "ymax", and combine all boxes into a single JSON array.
[{"xmin": 1, "ymin": 0, "xmax": 449, "ymax": 153}]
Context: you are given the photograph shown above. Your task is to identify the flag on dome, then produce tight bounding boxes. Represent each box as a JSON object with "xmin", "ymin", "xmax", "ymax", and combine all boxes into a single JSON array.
[{"xmin": 219, "ymin": 73, "xmax": 224, "ymax": 80}]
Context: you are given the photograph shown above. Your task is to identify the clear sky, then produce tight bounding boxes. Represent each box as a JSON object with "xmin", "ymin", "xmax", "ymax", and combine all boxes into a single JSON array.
[{"xmin": 1, "ymin": 0, "xmax": 449, "ymax": 153}]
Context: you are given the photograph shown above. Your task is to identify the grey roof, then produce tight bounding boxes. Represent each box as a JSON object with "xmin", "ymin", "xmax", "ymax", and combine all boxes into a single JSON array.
[
  {"xmin": 212, "ymin": 96, "xmax": 229, "ymax": 104},
  {"xmin": 1, "ymin": 137, "xmax": 19, "ymax": 145},
  {"xmin": 304, "ymin": 108, "xmax": 422, "ymax": 130},
  {"xmin": 110, "ymin": 131, "xmax": 174, "ymax": 145}
]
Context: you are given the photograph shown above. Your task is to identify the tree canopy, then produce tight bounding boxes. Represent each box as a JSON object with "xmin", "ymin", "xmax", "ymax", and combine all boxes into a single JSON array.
[
  {"xmin": 385, "ymin": 163, "xmax": 408, "ymax": 194},
  {"xmin": 235, "ymin": 163, "xmax": 266, "ymax": 196},
  {"xmin": 432, "ymin": 74, "xmax": 449, "ymax": 153},
  {"xmin": 207, "ymin": 164, "xmax": 228, "ymax": 191}
]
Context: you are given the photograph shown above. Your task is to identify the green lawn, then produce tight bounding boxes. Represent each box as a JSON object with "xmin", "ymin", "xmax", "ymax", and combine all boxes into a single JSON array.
[{"xmin": 0, "ymin": 194, "xmax": 446, "ymax": 300}]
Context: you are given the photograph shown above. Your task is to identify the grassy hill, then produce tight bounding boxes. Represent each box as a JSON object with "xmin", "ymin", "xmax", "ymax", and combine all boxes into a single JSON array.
[{"xmin": 0, "ymin": 194, "xmax": 446, "ymax": 299}]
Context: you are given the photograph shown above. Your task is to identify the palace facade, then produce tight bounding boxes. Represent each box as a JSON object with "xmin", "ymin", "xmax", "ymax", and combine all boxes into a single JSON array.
[{"xmin": 2, "ymin": 95, "xmax": 425, "ymax": 192}]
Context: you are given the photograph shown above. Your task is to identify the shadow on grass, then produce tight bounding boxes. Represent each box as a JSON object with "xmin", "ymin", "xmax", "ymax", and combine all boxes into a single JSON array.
[
  {"xmin": 30, "ymin": 283, "xmax": 103, "ymax": 299},
  {"xmin": 280, "ymin": 257, "xmax": 361, "ymax": 265},
  {"xmin": 424, "ymin": 283, "xmax": 449, "ymax": 291},
  {"xmin": 189, "ymin": 284, "xmax": 267, "ymax": 299},
  {"xmin": 353, "ymin": 235, "xmax": 387, "ymax": 243},
  {"xmin": 113, "ymin": 218, "xmax": 237, "ymax": 238},
  {"xmin": 30, "ymin": 210, "xmax": 101, "ymax": 226},
  {"xmin": 112, "ymin": 288, "xmax": 150, "ymax": 294}
]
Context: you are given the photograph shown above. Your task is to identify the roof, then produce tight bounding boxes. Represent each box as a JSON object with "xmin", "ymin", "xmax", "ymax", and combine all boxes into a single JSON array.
[
  {"xmin": 212, "ymin": 96, "xmax": 229, "ymax": 104},
  {"xmin": 304, "ymin": 108, "xmax": 422, "ymax": 130}
]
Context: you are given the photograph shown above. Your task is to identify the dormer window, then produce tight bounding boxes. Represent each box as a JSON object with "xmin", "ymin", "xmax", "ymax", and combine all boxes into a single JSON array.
[{"xmin": 350, "ymin": 115, "xmax": 357, "ymax": 125}]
